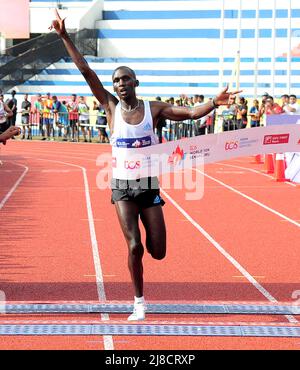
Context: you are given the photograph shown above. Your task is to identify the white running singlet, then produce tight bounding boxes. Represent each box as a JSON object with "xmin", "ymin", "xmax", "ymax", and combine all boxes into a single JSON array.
[
  {"xmin": 111, "ymin": 100, "xmax": 159, "ymax": 180},
  {"xmin": 110, "ymin": 100, "xmax": 158, "ymax": 149}
]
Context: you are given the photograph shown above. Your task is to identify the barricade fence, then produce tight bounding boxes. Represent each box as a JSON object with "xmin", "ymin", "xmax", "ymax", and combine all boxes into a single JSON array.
[
  {"xmin": 16, "ymin": 112, "xmax": 260, "ymax": 142},
  {"xmin": 17, "ymin": 112, "xmax": 199, "ymax": 142},
  {"xmin": 17, "ymin": 112, "xmax": 110, "ymax": 142}
]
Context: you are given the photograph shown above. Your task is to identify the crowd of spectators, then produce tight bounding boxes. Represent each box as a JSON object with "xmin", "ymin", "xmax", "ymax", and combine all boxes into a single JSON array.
[
  {"xmin": 161, "ymin": 92, "xmax": 300, "ymax": 136},
  {"xmin": 2, "ymin": 91, "xmax": 109, "ymax": 143},
  {"xmin": 1, "ymin": 91, "xmax": 299, "ymax": 143}
]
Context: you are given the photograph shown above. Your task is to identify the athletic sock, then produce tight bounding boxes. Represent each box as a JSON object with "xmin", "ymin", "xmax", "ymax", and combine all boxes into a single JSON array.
[{"xmin": 134, "ymin": 296, "xmax": 145, "ymax": 305}]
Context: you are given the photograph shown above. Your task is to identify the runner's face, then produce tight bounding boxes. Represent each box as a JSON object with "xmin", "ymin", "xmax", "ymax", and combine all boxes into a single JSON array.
[{"xmin": 112, "ymin": 69, "xmax": 137, "ymax": 100}]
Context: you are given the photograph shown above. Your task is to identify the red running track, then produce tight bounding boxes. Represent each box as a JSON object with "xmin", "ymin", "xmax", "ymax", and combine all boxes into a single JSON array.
[{"xmin": 0, "ymin": 141, "xmax": 299, "ymax": 350}]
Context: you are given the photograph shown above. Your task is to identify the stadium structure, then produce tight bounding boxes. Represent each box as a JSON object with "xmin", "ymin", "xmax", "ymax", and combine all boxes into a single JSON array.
[{"xmin": 0, "ymin": 0, "xmax": 300, "ymax": 100}]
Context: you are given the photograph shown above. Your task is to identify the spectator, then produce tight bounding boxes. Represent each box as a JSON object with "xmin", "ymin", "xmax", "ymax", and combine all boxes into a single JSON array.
[
  {"xmin": 236, "ymin": 97, "xmax": 248, "ymax": 129},
  {"xmin": 249, "ymin": 99, "xmax": 260, "ymax": 127},
  {"xmin": 93, "ymin": 100, "xmax": 109, "ymax": 143},
  {"xmin": 20, "ymin": 94, "xmax": 32, "ymax": 140},
  {"xmin": 33, "ymin": 94, "xmax": 45, "ymax": 140},
  {"xmin": 187, "ymin": 97, "xmax": 194, "ymax": 107},
  {"xmin": 219, "ymin": 96, "xmax": 238, "ymax": 131},
  {"xmin": 281, "ymin": 94, "xmax": 290, "ymax": 113},
  {"xmin": 42, "ymin": 92, "xmax": 54, "ymax": 140},
  {"xmin": 78, "ymin": 96, "xmax": 91, "ymax": 142},
  {"xmin": 5, "ymin": 90, "xmax": 17, "ymax": 127},
  {"xmin": 60, "ymin": 100, "xmax": 70, "ymax": 141},
  {"xmin": 66, "ymin": 94, "xmax": 78, "ymax": 142},
  {"xmin": 263, "ymin": 96, "xmax": 284, "ymax": 115},
  {"xmin": 261, "ymin": 92, "xmax": 270, "ymax": 104},
  {"xmin": 285, "ymin": 94, "xmax": 300, "ymax": 115},
  {"xmin": 51, "ymin": 95, "xmax": 63, "ymax": 137}
]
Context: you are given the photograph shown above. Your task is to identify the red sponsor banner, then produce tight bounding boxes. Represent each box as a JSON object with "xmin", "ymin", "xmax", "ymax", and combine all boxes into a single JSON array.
[{"xmin": 263, "ymin": 134, "xmax": 290, "ymax": 145}]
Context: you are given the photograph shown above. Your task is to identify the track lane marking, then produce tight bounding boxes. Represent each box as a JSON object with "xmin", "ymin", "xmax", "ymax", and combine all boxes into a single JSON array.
[
  {"xmin": 215, "ymin": 161, "xmax": 297, "ymax": 187},
  {"xmin": 0, "ymin": 163, "xmax": 28, "ymax": 211},
  {"xmin": 14, "ymin": 157, "xmax": 114, "ymax": 350},
  {"xmin": 7, "ymin": 147, "xmax": 299, "ymax": 327},
  {"xmin": 195, "ymin": 168, "xmax": 300, "ymax": 229},
  {"xmin": 161, "ymin": 188, "xmax": 298, "ymax": 324}
]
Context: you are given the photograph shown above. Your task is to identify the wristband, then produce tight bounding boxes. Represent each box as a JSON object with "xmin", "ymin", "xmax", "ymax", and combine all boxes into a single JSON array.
[{"xmin": 212, "ymin": 98, "xmax": 219, "ymax": 108}]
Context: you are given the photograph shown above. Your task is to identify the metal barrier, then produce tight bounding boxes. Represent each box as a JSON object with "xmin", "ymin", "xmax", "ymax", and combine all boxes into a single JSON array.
[
  {"xmin": 17, "ymin": 112, "xmax": 110, "ymax": 142},
  {"xmin": 16, "ymin": 112, "xmax": 229, "ymax": 142},
  {"xmin": 18, "ymin": 113, "xmax": 199, "ymax": 143},
  {"xmin": 163, "ymin": 120, "xmax": 195, "ymax": 141}
]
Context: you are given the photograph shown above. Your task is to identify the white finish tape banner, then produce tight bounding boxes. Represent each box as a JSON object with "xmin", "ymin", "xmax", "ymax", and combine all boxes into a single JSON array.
[{"xmin": 112, "ymin": 125, "xmax": 300, "ymax": 180}]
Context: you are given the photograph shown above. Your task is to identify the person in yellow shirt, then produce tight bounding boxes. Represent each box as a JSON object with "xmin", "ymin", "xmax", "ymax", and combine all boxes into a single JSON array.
[{"xmin": 42, "ymin": 93, "xmax": 54, "ymax": 140}]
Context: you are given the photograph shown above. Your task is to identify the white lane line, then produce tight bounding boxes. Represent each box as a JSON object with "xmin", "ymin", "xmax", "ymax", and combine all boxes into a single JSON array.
[
  {"xmin": 16, "ymin": 148, "xmax": 97, "ymax": 163},
  {"xmin": 28, "ymin": 157, "xmax": 114, "ymax": 350},
  {"xmin": 195, "ymin": 168, "xmax": 300, "ymax": 229},
  {"xmin": 0, "ymin": 163, "xmax": 28, "ymax": 211},
  {"xmin": 216, "ymin": 161, "xmax": 297, "ymax": 187},
  {"xmin": 215, "ymin": 170, "xmax": 245, "ymax": 174},
  {"xmin": 41, "ymin": 169, "xmax": 72, "ymax": 173},
  {"xmin": 160, "ymin": 188, "xmax": 297, "ymax": 324}
]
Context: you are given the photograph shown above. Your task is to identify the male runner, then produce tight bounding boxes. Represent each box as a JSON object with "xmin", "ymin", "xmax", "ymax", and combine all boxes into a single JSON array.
[{"xmin": 50, "ymin": 10, "xmax": 240, "ymax": 320}]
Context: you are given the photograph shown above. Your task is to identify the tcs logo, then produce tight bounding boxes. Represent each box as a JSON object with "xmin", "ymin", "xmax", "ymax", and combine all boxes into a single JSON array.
[
  {"xmin": 225, "ymin": 141, "xmax": 239, "ymax": 151},
  {"xmin": 124, "ymin": 160, "xmax": 141, "ymax": 170}
]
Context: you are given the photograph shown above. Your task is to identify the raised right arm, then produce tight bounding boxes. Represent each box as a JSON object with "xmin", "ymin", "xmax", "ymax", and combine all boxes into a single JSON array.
[{"xmin": 50, "ymin": 10, "xmax": 118, "ymax": 122}]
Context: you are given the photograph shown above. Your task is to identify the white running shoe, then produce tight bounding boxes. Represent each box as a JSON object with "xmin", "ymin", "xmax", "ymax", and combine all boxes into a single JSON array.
[{"xmin": 127, "ymin": 302, "xmax": 146, "ymax": 321}]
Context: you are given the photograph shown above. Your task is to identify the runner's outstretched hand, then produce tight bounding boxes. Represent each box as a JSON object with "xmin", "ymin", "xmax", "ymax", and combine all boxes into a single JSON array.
[{"xmin": 214, "ymin": 86, "xmax": 242, "ymax": 106}]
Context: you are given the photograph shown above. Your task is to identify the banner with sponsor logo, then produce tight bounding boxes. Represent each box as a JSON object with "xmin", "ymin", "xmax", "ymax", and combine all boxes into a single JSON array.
[
  {"xmin": 112, "ymin": 124, "xmax": 300, "ymax": 180},
  {"xmin": 266, "ymin": 114, "xmax": 300, "ymax": 126}
]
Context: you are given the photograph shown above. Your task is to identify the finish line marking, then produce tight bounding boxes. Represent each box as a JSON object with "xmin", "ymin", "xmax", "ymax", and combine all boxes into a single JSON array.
[
  {"xmin": 0, "ymin": 323, "xmax": 299, "ymax": 337},
  {"xmin": 2, "ymin": 303, "xmax": 300, "ymax": 315}
]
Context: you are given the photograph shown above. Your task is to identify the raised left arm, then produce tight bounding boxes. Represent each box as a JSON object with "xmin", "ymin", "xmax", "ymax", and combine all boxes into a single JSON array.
[{"xmin": 152, "ymin": 86, "xmax": 241, "ymax": 122}]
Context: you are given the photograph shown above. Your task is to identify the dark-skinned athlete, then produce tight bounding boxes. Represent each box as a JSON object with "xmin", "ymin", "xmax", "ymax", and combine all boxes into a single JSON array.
[
  {"xmin": 0, "ymin": 127, "xmax": 20, "ymax": 145},
  {"xmin": 50, "ymin": 10, "xmax": 241, "ymax": 320}
]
